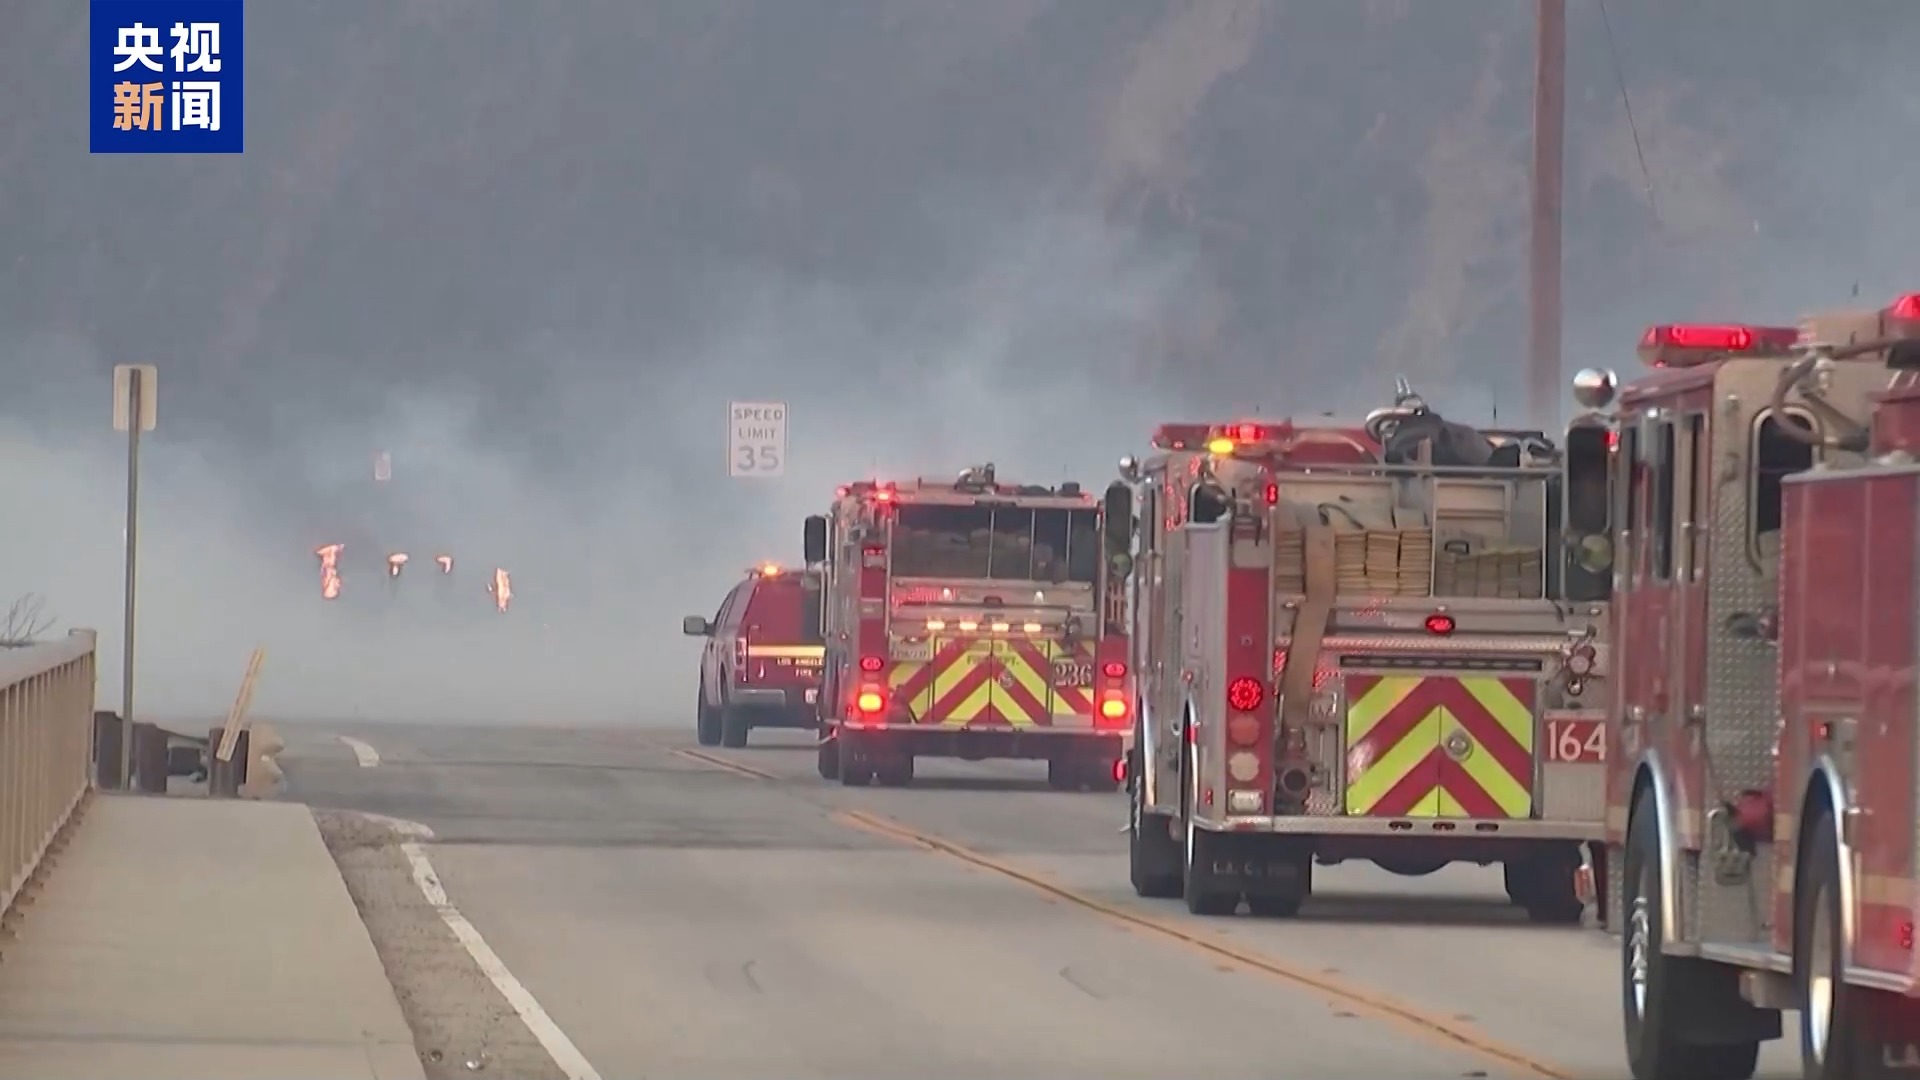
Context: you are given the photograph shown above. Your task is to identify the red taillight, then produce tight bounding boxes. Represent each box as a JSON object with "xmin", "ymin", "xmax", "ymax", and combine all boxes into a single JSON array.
[
  {"xmin": 1900, "ymin": 921, "xmax": 1914, "ymax": 951},
  {"xmin": 1101, "ymin": 661, "xmax": 1127, "ymax": 679},
  {"xmin": 1112, "ymin": 757, "xmax": 1128, "ymax": 783},
  {"xmin": 1226, "ymin": 676, "xmax": 1264, "ymax": 712},
  {"xmin": 859, "ymin": 655, "xmax": 883, "ymax": 673},
  {"xmin": 1424, "ymin": 613, "xmax": 1456, "ymax": 636},
  {"xmin": 856, "ymin": 688, "xmax": 885, "ymax": 715},
  {"xmin": 1263, "ymin": 482, "xmax": 1279, "ymax": 505}
]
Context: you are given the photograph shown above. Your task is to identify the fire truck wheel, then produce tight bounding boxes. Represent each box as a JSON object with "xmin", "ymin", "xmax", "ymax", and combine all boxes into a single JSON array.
[
  {"xmin": 874, "ymin": 756, "xmax": 915, "ymax": 787},
  {"xmin": 1181, "ymin": 749, "xmax": 1239, "ymax": 916},
  {"xmin": 1506, "ymin": 847, "xmax": 1585, "ymax": 924},
  {"xmin": 1128, "ymin": 758, "xmax": 1182, "ymax": 899},
  {"xmin": 837, "ymin": 735, "xmax": 873, "ymax": 787},
  {"xmin": 720, "ymin": 707, "xmax": 752, "ymax": 748},
  {"xmin": 815, "ymin": 732, "xmax": 840, "ymax": 781},
  {"xmin": 1622, "ymin": 791, "xmax": 1763, "ymax": 1080},
  {"xmin": 1245, "ymin": 859, "xmax": 1311, "ymax": 919},
  {"xmin": 696, "ymin": 687, "xmax": 722, "ymax": 747},
  {"xmin": 1045, "ymin": 757, "xmax": 1077, "ymax": 791},
  {"xmin": 1794, "ymin": 813, "xmax": 1859, "ymax": 1080}
]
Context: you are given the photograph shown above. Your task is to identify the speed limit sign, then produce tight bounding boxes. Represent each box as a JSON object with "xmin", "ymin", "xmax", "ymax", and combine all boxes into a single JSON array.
[{"xmin": 728, "ymin": 402, "xmax": 787, "ymax": 478}]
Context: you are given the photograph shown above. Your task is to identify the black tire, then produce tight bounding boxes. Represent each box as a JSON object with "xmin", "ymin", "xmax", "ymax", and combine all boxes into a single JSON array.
[
  {"xmin": 1246, "ymin": 890, "xmax": 1306, "ymax": 919},
  {"xmin": 720, "ymin": 707, "xmax": 751, "ymax": 748},
  {"xmin": 1795, "ymin": 812, "xmax": 1858, "ymax": 1080},
  {"xmin": 1245, "ymin": 849, "xmax": 1312, "ymax": 918},
  {"xmin": 1181, "ymin": 746, "xmax": 1238, "ymax": 916},
  {"xmin": 696, "ymin": 687, "xmax": 722, "ymax": 747},
  {"xmin": 816, "ymin": 731, "xmax": 840, "ymax": 781},
  {"xmin": 1508, "ymin": 847, "xmax": 1585, "ymax": 925},
  {"xmin": 1046, "ymin": 757, "xmax": 1076, "ymax": 791},
  {"xmin": 1128, "ymin": 744, "xmax": 1183, "ymax": 899},
  {"xmin": 837, "ymin": 735, "xmax": 872, "ymax": 787},
  {"xmin": 1078, "ymin": 755, "xmax": 1122, "ymax": 793},
  {"xmin": 1621, "ymin": 789, "xmax": 1763, "ymax": 1080},
  {"xmin": 875, "ymin": 756, "xmax": 915, "ymax": 788}
]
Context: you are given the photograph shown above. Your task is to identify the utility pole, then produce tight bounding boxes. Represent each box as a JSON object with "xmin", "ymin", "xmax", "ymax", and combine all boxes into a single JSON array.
[{"xmin": 1527, "ymin": 0, "xmax": 1566, "ymax": 430}]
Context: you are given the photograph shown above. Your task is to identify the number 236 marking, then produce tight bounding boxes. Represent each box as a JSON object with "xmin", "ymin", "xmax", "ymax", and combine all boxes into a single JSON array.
[{"xmin": 1545, "ymin": 718, "xmax": 1607, "ymax": 764}]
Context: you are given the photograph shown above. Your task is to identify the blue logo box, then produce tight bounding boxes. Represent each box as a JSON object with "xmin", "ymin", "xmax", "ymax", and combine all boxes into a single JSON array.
[{"xmin": 90, "ymin": 0, "xmax": 244, "ymax": 153}]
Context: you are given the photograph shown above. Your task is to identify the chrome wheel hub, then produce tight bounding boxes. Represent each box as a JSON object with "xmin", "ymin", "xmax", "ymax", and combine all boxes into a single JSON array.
[
  {"xmin": 1626, "ymin": 889, "xmax": 1652, "ymax": 1017},
  {"xmin": 1807, "ymin": 878, "xmax": 1835, "ymax": 1063}
]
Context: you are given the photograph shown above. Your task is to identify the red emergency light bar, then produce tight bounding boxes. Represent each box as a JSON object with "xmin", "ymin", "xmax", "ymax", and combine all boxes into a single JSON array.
[
  {"xmin": 1637, "ymin": 323, "xmax": 1799, "ymax": 367},
  {"xmin": 1151, "ymin": 422, "xmax": 1273, "ymax": 451},
  {"xmin": 1888, "ymin": 293, "xmax": 1920, "ymax": 336}
]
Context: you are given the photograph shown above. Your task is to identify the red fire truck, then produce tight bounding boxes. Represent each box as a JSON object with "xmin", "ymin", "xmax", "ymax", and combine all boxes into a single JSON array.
[
  {"xmin": 1583, "ymin": 298, "xmax": 1920, "ymax": 1079},
  {"xmin": 1116, "ymin": 399, "xmax": 1614, "ymax": 921},
  {"xmin": 803, "ymin": 465, "xmax": 1133, "ymax": 789}
]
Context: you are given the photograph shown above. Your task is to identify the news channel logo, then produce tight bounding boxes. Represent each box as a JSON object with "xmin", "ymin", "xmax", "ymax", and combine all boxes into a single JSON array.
[{"xmin": 89, "ymin": 0, "xmax": 244, "ymax": 154}]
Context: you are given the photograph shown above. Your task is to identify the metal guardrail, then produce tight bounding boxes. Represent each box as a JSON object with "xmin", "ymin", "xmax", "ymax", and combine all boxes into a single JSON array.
[{"xmin": 0, "ymin": 629, "xmax": 96, "ymax": 915}]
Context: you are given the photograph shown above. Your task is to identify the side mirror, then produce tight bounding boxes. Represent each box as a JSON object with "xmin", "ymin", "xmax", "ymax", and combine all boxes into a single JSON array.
[
  {"xmin": 803, "ymin": 515, "xmax": 828, "ymax": 565},
  {"xmin": 1573, "ymin": 533, "xmax": 1614, "ymax": 574},
  {"xmin": 1102, "ymin": 481, "xmax": 1133, "ymax": 558},
  {"xmin": 681, "ymin": 615, "xmax": 713, "ymax": 637},
  {"xmin": 1117, "ymin": 455, "xmax": 1141, "ymax": 482}
]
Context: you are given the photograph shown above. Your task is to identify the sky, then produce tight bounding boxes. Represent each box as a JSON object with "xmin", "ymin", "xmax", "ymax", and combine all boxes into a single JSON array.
[{"xmin": 4, "ymin": 0, "xmax": 1916, "ymax": 724}]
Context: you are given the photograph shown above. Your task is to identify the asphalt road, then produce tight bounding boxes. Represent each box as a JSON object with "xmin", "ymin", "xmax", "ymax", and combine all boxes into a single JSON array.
[{"xmin": 276, "ymin": 721, "xmax": 1802, "ymax": 1080}]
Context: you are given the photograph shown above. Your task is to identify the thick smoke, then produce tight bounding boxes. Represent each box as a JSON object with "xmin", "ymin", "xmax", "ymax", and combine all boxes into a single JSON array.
[{"xmin": 0, "ymin": 198, "xmax": 1208, "ymax": 726}]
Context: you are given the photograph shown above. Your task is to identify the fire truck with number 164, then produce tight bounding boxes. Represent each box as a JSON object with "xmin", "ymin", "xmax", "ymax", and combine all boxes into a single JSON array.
[{"xmin": 1112, "ymin": 394, "xmax": 1616, "ymax": 921}]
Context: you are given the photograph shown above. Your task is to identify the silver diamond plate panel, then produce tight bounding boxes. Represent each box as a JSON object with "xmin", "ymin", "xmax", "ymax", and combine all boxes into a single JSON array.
[{"xmin": 1697, "ymin": 374, "xmax": 1788, "ymax": 944}]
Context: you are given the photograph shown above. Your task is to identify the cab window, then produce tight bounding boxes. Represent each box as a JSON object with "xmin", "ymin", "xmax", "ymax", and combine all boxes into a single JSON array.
[
  {"xmin": 1561, "ymin": 424, "xmax": 1611, "ymax": 601},
  {"xmin": 1648, "ymin": 419, "xmax": 1676, "ymax": 582},
  {"xmin": 1750, "ymin": 410, "xmax": 1817, "ymax": 567},
  {"xmin": 715, "ymin": 583, "xmax": 751, "ymax": 629},
  {"xmin": 1616, "ymin": 425, "xmax": 1638, "ymax": 584}
]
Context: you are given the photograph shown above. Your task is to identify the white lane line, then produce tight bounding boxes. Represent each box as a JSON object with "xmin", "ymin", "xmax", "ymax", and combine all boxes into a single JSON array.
[
  {"xmin": 401, "ymin": 840, "xmax": 603, "ymax": 1080},
  {"xmin": 338, "ymin": 735, "xmax": 381, "ymax": 768}
]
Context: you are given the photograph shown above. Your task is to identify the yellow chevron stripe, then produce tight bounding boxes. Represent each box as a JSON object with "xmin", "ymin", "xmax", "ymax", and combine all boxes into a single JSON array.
[
  {"xmin": 1444, "ymin": 678, "xmax": 1535, "ymax": 819},
  {"xmin": 995, "ymin": 644, "xmax": 1049, "ymax": 728},
  {"xmin": 1344, "ymin": 675, "xmax": 1424, "ymax": 742},
  {"xmin": 1443, "ymin": 705, "xmax": 1533, "ymax": 817},
  {"xmin": 1345, "ymin": 707, "xmax": 1440, "ymax": 815},
  {"xmin": 1460, "ymin": 676, "xmax": 1533, "ymax": 747}
]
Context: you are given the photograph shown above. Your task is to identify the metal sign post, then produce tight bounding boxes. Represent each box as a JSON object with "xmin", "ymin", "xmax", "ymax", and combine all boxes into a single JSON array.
[
  {"xmin": 728, "ymin": 401, "xmax": 788, "ymax": 478},
  {"xmin": 112, "ymin": 364, "xmax": 157, "ymax": 790}
]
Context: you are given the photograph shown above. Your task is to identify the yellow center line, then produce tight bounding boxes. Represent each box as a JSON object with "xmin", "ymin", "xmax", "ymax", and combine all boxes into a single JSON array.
[
  {"xmin": 673, "ymin": 747, "xmax": 780, "ymax": 782},
  {"xmin": 830, "ymin": 808, "xmax": 1572, "ymax": 1080}
]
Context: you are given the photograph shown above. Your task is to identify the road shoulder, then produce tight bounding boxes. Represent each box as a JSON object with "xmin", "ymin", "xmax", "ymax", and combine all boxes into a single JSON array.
[{"xmin": 316, "ymin": 810, "xmax": 569, "ymax": 1080}]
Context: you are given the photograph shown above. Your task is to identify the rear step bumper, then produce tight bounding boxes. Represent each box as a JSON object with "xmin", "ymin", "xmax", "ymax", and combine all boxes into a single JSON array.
[{"xmin": 834, "ymin": 723, "xmax": 1123, "ymax": 762}]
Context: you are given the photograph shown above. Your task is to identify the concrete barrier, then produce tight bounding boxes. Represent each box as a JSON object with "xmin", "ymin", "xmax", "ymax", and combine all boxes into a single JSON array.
[{"xmin": 0, "ymin": 629, "xmax": 96, "ymax": 916}]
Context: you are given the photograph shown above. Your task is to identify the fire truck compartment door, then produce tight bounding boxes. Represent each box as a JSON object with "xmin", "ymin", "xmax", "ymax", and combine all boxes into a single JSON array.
[
  {"xmin": 1342, "ymin": 674, "xmax": 1537, "ymax": 820},
  {"xmin": 925, "ymin": 636, "xmax": 997, "ymax": 727}
]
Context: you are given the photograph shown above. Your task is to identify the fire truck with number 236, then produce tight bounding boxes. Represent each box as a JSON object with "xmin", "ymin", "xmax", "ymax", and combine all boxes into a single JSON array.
[
  {"xmin": 1576, "ymin": 297, "xmax": 1920, "ymax": 1080},
  {"xmin": 1111, "ymin": 390, "xmax": 1615, "ymax": 921},
  {"xmin": 802, "ymin": 465, "xmax": 1133, "ymax": 789}
]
